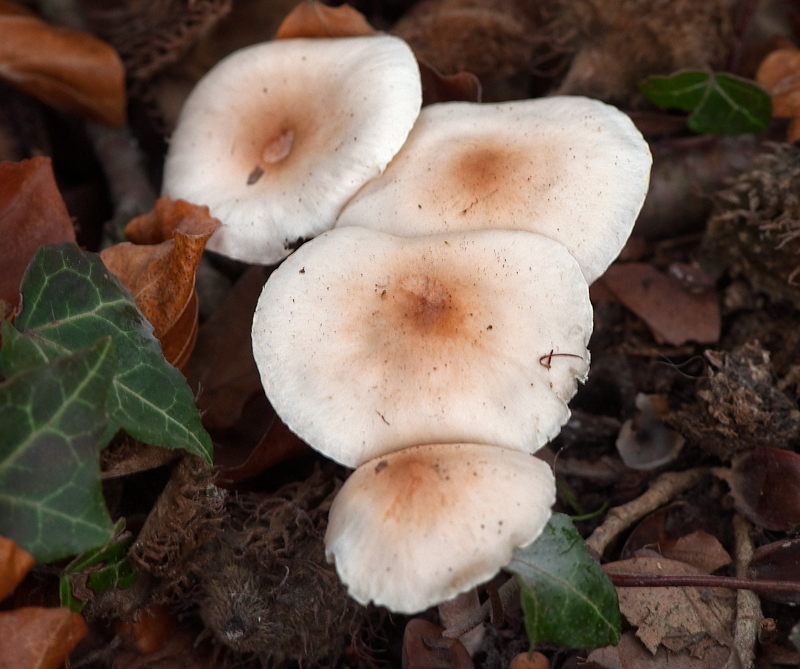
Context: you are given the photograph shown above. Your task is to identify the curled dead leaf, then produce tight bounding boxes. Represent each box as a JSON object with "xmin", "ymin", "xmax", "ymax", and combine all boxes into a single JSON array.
[
  {"xmin": 0, "ymin": 157, "xmax": 76, "ymax": 322},
  {"xmin": 756, "ymin": 47, "xmax": 800, "ymax": 143},
  {"xmin": 419, "ymin": 61, "xmax": 482, "ymax": 106},
  {"xmin": 124, "ymin": 197, "xmax": 220, "ymax": 245},
  {"xmin": 101, "ymin": 198, "xmax": 221, "ymax": 371},
  {"xmin": 0, "ymin": 0, "xmax": 126, "ymax": 126},
  {"xmin": 275, "ymin": 1, "xmax": 376, "ymax": 39},
  {"xmin": 0, "ymin": 606, "xmax": 88, "ymax": 669},
  {"xmin": 0, "ymin": 536, "xmax": 34, "ymax": 602}
]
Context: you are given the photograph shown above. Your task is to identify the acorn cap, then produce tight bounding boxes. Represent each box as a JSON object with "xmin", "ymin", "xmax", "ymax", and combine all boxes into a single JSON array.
[
  {"xmin": 251, "ymin": 226, "xmax": 592, "ymax": 467},
  {"xmin": 324, "ymin": 443, "xmax": 556, "ymax": 613},
  {"xmin": 335, "ymin": 96, "xmax": 651, "ymax": 284},
  {"xmin": 162, "ymin": 36, "xmax": 422, "ymax": 265}
]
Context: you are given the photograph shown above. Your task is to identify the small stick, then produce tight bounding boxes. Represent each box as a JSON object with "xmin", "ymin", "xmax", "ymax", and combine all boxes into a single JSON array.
[
  {"xmin": 731, "ymin": 514, "xmax": 762, "ymax": 669},
  {"xmin": 586, "ymin": 468, "xmax": 709, "ymax": 556},
  {"xmin": 606, "ymin": 573, "xmax": 800, "ymax": 596}
]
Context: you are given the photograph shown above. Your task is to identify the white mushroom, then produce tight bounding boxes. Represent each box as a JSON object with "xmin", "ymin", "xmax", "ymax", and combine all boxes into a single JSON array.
[
  {"xmin": 335, "ymin": 96, "xmax": 652, "ymax": 284},
  {"xmin": 251, "ymin": 225, "xmax": 592, "ymax": 468},
  {"xmin": 162, "ymin": 36, "xmax": 422, "ymax": 265},
  {"xmin": 324, "ymin": 442, "xmax": 556, "ymax": 613}
]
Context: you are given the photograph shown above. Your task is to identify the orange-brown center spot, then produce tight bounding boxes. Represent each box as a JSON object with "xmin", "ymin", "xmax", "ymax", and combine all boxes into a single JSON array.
[
  {"xmin": 398, "ymin": 274, "xmax": 448, "ymax": 327},
  {"xmin": 454, "ymin": 145, "xmax": 510, "ymax": 194},
  {"xmin": 381, "ymin": 454, "xmax": 451, "ymax": 524},
  {"xmin": 424, "ymin": 138, "xmax": 563, "ymax": 222},
  {"xmin": 262, "ymin": 129, "xmax": 294, "ymax": 163}
]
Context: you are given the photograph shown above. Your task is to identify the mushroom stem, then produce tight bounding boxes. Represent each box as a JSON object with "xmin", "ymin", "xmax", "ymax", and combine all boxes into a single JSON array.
[
  {"xmin": 438, "ymin": 589, "xmax": 485, "ymax": 655},
  {"xmin": 442, "ymin": 578, "xmax": 520, "ymax": 641}
]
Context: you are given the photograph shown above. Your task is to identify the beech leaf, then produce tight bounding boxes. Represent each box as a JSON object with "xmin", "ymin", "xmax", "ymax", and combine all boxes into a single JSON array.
[
  {"xmin": 275, "ymin": 0, "xmax": 376, "ymax": 39},
  {"xmin": 0, "ymin": 0, "xmax": 126, "ymax": 126},
  {"xmin": 716, "ymin": 447, "xmax": 800, "ymax": 531},
  {"xmin": 0, "ymin": 536, "xmax": 35, "ymax": 601},
  {"xmin": 2, "ymin": 243, "xmax": 212, "ymax": 463},
  {"xmin": 639, "ymin": 71, "xmax": 772, "ymax": 135},
  {"xmin": 507, "ymin": 513, "xmax": 621, "ymax": 650},
  {"xmin": 0, "ymin": 338, "xmax": 116, "ymax": 562},
  {"xmin": 101, "ymin": 198, "xmax": 221, "ymax": 371},
  {"xmin": 0, "ymin": 606, "xmax": 88, "ymax": 669},
  {"xmin": 0, "ymin": 157, "xmax": 76, "ymax": 321}
]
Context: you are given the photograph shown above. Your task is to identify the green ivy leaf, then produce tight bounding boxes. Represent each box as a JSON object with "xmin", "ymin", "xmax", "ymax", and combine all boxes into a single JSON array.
[
  {"xmin": 639, "ymin": 71, "xmax": 772, "ymax": 135},
  {"xmin": 0, "ymin": 337, "xmax": 116, "ymax": 562},
  {"xmin": 4, "ymin": 243, "xmax": 212, "ymax": 463},
  {"xmin": 507, "ymin": 513, "xmax": 621, "ymax": 650},
  {"xmin": 60, "ymin": 521, "xmax": 137, "ymax": 612}
]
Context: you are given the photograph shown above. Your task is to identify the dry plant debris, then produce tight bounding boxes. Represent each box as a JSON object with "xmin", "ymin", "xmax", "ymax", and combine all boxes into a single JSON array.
[
  {"xmin": 548, "ymin": 0, "xmax": 736, "ymax": 104},
  {"xmin": 704, "ymin": 143, "xmax": 800, "ymax": 308},
  {"xmin": 667, "ymin": 342, "xmax": 800, "ymax": 458}
]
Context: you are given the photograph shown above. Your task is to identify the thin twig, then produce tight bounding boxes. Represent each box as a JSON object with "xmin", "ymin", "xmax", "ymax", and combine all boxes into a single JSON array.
[
  {"xmin": 586, "ymin": 468, "xmax": 709, "ymax": 556},
  {"xmin": 606, "ymin": 573, "xmax": 800, "ymax": 596},
  {"xmin": 730, "ymin": 514, "xmax": 762, "ymax": 669}
]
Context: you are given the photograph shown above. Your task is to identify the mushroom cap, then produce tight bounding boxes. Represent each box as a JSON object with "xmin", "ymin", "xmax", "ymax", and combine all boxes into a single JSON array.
[
  {"xmin": 162, "ymin": 36, "xmax": 422, "ymax": 265},
  {"xmin": 251, "ymin": 226, "xmax": 592, "ymax": 468},
  {"xmin": 335, "ymin": 96, "xmax": 652, "ymax": 284},
  {"xmin": 324, "ymin": 443, "xmax": 556, "ymax": 613}
]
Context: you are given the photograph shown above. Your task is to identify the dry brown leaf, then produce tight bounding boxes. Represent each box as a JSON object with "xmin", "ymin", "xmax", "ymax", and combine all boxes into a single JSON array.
[
  {"xmin": 0, "ymin": 0, "xmax": 125, "ymax": 127},
  {"xmin": 598, "ymin": 262, "xmax": 720, "ymax": 346},
  {"xmin": 716, "ymin": 447, "xmax": 800, "ymax": 532},
  {"xmin": 214, "ymin": 416, "xmax": 311, "ymax": 488},
  {"xmin": 275, "ymin": 1, "xmax": 376, "ymax": 39},
  {"xmin": 604, "ymin": 555, "xmax": 735, "ymax": 654},
  {"xmin": 402, "ymin": 618, "xmax": 473, "ymax": 669},
  {"xmin": 756, "ymin": 47, "xmax": 800, "ymax": 143},
  {"xmin": 749, "ymin": 537, "xmax": 800, "ymax": 604},
  {"xmin": 0, "ymin": 536, "xmax": 34, "ymax": 602},
  {"xmin": 419, "ymin": 61, "xmax": 481, "ymax": 106},
  {"xmin": 101, "ymin": 198, "xmax": 221, "ymax": 370},
  {"xmin": 0, "ymin": 157, "xmax": 76, "ymax": 321},
  {"xmin": 664, "ymin": 531, "xmax": 731, "ymax": 575},
  {"xmin": 0, "ymin": 606, "xmax": 87, "ymax": 669},
  {"xmin": 188, "ymin": 265, "xmax": 269, "ymax": 430},
  {"xmin": 124, "ymin": 197, "xmax": 220, "ymax": 245},
  {"xmin": 588, "ymin": 631, "xmax": 731, "ymax": 669}
]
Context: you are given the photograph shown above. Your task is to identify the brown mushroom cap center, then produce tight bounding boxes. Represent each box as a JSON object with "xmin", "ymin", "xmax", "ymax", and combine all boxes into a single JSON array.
[
  {"xmin": 440, "ymin": 140, "xmax": 554, "ymax": 218},
  {"xmin": 261, "ymin": 128, "xmax": 295, "ymax": 163},
  {"xmin": 398, "ymin": 274, "xmax": 450, "ymax": 328},
  {"xmin": 234, "ymin": 88, "xmax": 347, "ymax": 186},
  {"xmin": 371, "ymin": 449, "xmax": 466, "ymax": 525},
  {"xmin": 360, "ymin": 263, "xmax": 490, "ymax": 368}
]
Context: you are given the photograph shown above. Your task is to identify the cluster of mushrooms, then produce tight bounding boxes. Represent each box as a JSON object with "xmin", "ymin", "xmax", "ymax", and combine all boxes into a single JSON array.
[{"xmin": 162, "ymin": 33, "xmax": 652, "ymax": 626}]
